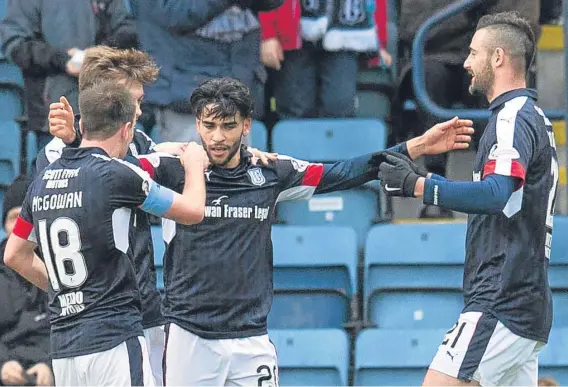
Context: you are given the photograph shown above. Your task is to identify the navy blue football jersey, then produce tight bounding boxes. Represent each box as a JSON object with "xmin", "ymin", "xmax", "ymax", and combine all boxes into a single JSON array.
[
  {"xmin": 35, "ymin": 131, "xmax": 165, "ymax": 329},
  {"xmin": 14, "ymin": 147, "xmax": 163, "ymax": 358},
  {"xmin": 137, "ymin": 147, "xmax": 380, "ymax": 339},
  {"xmin": 464, "ymin": 89, "xmax": 557, "ymax": 342}
]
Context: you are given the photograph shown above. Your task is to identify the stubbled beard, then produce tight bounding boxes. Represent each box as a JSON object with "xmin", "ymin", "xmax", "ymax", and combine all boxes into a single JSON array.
[{"xmin": 468, "ymin": 63, "xmax": 494, "ymax": 97}]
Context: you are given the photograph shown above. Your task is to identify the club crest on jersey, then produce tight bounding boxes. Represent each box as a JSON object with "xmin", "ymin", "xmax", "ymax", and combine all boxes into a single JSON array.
[
  {"xmin": 247, "ymin": 168, "xmax": 266, "ymax": 186},
  {"xmin": 292, "ymin": 159, "xmax": 308, "ymax": 172},
  {"xmin": 488, "ymin": 144, "xmax": 520, "ymax": 160}
]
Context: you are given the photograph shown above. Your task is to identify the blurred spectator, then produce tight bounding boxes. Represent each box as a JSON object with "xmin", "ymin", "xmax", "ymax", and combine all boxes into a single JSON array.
[
  {"xmin": 538, "ymin": 376, "xmax": 560, "ymax": 386},
  {"xmin": 0, "ymin": 0, "xmax": 138, "ymax": 148},
  {"xmin": 394, "ymin": 0, "xmax": 540, "ymax": 218},
  {"xmin": 540, "ymin": 0, "xmax": 562, "ymax": 24},
  {"xmin": 0, "ymin": 175, "xmax": 52, "ymax": 387},
  {"xmin": 259, "ymin": 0, "xmax": 391, "ymax": 119},
  {"xmin": 137, "ymin": 0, "xmax": 283, "ymax": 143},
  {"xmin": 23, "ymin": 76, "xmax": 49, "ymax": 150}
]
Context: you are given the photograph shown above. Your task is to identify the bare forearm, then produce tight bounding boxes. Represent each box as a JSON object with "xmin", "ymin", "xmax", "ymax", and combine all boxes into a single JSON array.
[
  {"xmin": 405, "ymin": 136, "xmax": 427, "ymax": 160},
  {"xmin": 10, "ymin": 255, "xmax": 49, "ymax": 291},
  {"xmin": 182, "ymin": 166, "xmax": 206, "ymax": 215}
]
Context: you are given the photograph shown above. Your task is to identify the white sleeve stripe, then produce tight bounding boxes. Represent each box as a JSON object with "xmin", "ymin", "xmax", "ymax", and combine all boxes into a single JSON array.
[
  {"xmin": 276, "ymin": 186, "xmax": 317, "ymax": 203},
  {"xmin": 45, "ymin": 138, "xmax": 66, "ymax": 163},
  {"xmin": 495, "ymin": 96, "xmax": 527, "ymax": 175},
  {"xmin": 91, "ymin": 153, "xmax": 151, "ymax": 180}
]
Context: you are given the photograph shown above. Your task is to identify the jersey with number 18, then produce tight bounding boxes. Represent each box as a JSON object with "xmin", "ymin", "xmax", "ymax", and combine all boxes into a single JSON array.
[{"xmin": 12, "ymin": 147, "xmax": 171, "ymax": 359}]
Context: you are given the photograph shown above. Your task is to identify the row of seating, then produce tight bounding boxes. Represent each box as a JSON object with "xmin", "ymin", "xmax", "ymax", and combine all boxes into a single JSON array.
[
  {"xmin": 270, "ymin": 327, "xmax": 568, "ymax": 386},
  {"xmin": 151, "ymin": 218, "xmax": 568, "ymax": 331}
]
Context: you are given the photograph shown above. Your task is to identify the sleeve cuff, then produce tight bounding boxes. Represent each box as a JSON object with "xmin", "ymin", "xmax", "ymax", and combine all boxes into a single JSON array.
[
  {"xmin": 423, "ymin": 178, "xmax": 437, "ymax": 205},
  {"xmin": 387, "ymin": 142, "xmax": 410, "ymax": 158}
]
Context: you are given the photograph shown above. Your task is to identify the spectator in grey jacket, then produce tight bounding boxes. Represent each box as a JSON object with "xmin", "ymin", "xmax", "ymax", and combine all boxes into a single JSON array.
[
  {"xmin": 0, "ymin": 0, "xmax": 138, "ymax": 147},
  {"xmin": 137, "ymin": 0, "xmax": 283, "ymax": 142}
]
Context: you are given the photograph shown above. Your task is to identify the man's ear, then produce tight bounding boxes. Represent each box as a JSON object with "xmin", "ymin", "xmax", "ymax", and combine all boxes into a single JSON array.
[
  {"xmin": 494, "ymin": 47, "xmax": 505, "ymax": 68},
  {"xmin": 120, "ymin": 122, "xmax": 132, "ymax": 139},
  {"xmin": 242, "ymin": 117, "xmax": 252, "ymax": 137}
]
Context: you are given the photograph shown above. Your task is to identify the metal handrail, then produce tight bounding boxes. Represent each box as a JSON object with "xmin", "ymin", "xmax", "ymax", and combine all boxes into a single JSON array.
[{"xmin": 410, "ymin": 0, "xmax": 566, "ymax": 121}]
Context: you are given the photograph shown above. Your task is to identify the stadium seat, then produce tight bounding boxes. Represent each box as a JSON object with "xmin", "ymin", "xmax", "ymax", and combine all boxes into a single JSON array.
[
  {"xmin": 548, "ymin": 216, "xmax": 568, "ymax": 289},
  {"xmin": 270, "ymin": 329, "xmax": 349, "ymax": 386},
  {"xmin": 0, "ymin": 87, "xmax": 24, "ymax": 121},
  {"xmin": 356, "ymin": 90, "xmax": 391, "ymax": 119},
  {"xmin": 251, "ymin": 120, "xmax": 268, "ymax": 151},
  {"xmin": 151, "ymin": 225, "xmax": 165, "ymax": 289},
  {"xmin": 272, "ymin": 118, "xmax": 386, "ymax": 243},
  {"xmin": 276, "ymin": 189, "xmax": 379, "ymax": 249},
  {"xmin": 539, "ymin": 328, "xmax": 568, "ymax": 385},
  {"xmin": 269, "ymin": 226, "xmax": 357, "ymax": 329},
  {"xmin": 0, "ymin": 0, "xmax": 6, "ymax": 23},
  {"xmin": 0, "ymin": 121, "xmax": 21, "ymax": 186},
  {"xmin": 271, "ymin": 118, "xmax": 387, "ymax": 162},
  {"xmin": 0, "ymin": 61, "xmax": 24, "ymax": 88},
  {"xmin": 552, "ymin": 291, "xmax": 568, "ymax": 328},
  {"xmin": 355, "ymin": 328, "xmax": 444, "ymax": 386},
  {"xmin": 365, "ymin": 222, "xmax": 466, "ymax": 329}
]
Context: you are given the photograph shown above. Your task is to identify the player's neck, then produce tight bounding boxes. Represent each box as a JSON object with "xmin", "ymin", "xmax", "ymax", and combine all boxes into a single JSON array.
[
  {"xmin": 487, "ymin": 77, "xmax": 527, "ymax": 103},
  {"xmin": 224, "ymin": 153, "xmax": 240, "ymax": 169},
  {"xmin": 80, "ymin": 138, "xmax": 122, "ymax": 158}
]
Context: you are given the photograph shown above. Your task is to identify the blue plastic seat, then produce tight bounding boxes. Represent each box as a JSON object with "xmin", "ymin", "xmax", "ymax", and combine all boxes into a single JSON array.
[
  {"xmin": 0, "ymin": 0, "xmax": 6, "ymax": 23},
  {"xmin": 539, "ymin": 328, "xmax": 568, "ymax": 385},
  {"xmin": 0, "ymin": 121, "xmax": 21, "ymax": 186},
  {"xmin": 270, "ymin": 329, "xmax": 349, "ymax": 386},
  {"xmin": 355, "ymin": 328, "xmax": 444, "ymax": 386},
  {"xmin": 365, "ymin": 222, "xmax": 467, "ymax": 329},
  {"xmin": 552, "ymin": 291, "xmax": 568, "ymax": 328},
  {"xmin": 251, "ymin": 120, "xmax": 268, "ymax": 151},
  {"xmin": 0, "ymin": 61, "xmax": 24, "ymax": 88},
  {"xmin": 272, "ymin": 118, "xmax": 386, "ymax": 243},
  {"xmin": 277, "ymin": 189, "xmax": 379, "ymax": 249},
  {"xmin": 548, "ymin": 216, "xmax": 568, "ymax": 289},
  {"xmin": 272, "ymin": 118, "xmax": 387, "ymax": 162},
  {"xmin": 269, "ymin": 226, "xmax": 357, "ymax": 329},
  {"xmin": 151, "ymin": 225, "xmax": 165, "ymax": 289},
  {"xmin": 0, "ymin": 88, "xmax": 24, "ymax": 121}
]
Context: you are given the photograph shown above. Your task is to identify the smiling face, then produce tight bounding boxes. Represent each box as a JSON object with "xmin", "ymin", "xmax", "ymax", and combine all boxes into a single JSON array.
[
  {"xmin": 464, "ymin": 28, "xmax": 495, "ymax": 98},
  {"xmin": 196, "ymin": 104, "xmax": 251, "ymax": 168}
]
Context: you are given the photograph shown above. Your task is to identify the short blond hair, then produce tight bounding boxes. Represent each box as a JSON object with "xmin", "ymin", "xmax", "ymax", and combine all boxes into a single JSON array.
[
  {"xmin": 538, "ymin": 376, "xmax": 559, "ymax": 387},
  {"xmin": 78, "ymin": 46, "xmax": 159, "ymax": 91}
]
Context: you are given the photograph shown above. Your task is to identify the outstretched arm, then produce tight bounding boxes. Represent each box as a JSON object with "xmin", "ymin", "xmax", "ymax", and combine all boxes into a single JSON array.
[
  {"xmin": 417, "ymin": 174, "xmax": 517, "ymax": 214},
  {"xmin": 388, "ymin": 117, "xmax": 474, "ymax": 160},
  {"xmin": 315, "ymin": 153, "xmax": 380, "ymax": 194}
]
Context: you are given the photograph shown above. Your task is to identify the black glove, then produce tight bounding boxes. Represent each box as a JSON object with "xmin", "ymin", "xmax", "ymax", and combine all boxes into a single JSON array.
[
  {"xmin": 378, "ymin": 154, "xmax": 421, "ymax": 197},
  {"xmin": 381, "ymin": 150, "xmax": 429, "ymax": 177}
]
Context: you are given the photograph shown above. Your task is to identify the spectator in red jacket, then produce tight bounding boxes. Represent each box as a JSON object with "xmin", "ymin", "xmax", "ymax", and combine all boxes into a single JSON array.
[{"xmin": 259, "ymin": 0, "xmax": 391, "ymax": 118}]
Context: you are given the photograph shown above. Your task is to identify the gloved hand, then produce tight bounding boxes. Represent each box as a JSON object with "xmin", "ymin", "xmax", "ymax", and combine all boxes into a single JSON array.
[
  {"xmin": 378, "ymin": 154, "xmax": 422, "ymax": 197},
  {"xmin": 381, "ymin": 150, "xmax": 429, "ymax": 177}
]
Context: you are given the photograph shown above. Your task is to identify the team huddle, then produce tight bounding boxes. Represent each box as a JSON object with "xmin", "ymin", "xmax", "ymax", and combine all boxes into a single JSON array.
[{"xmin": 2, "ymin": 11, "xmax": 558, "ymax": 387}]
